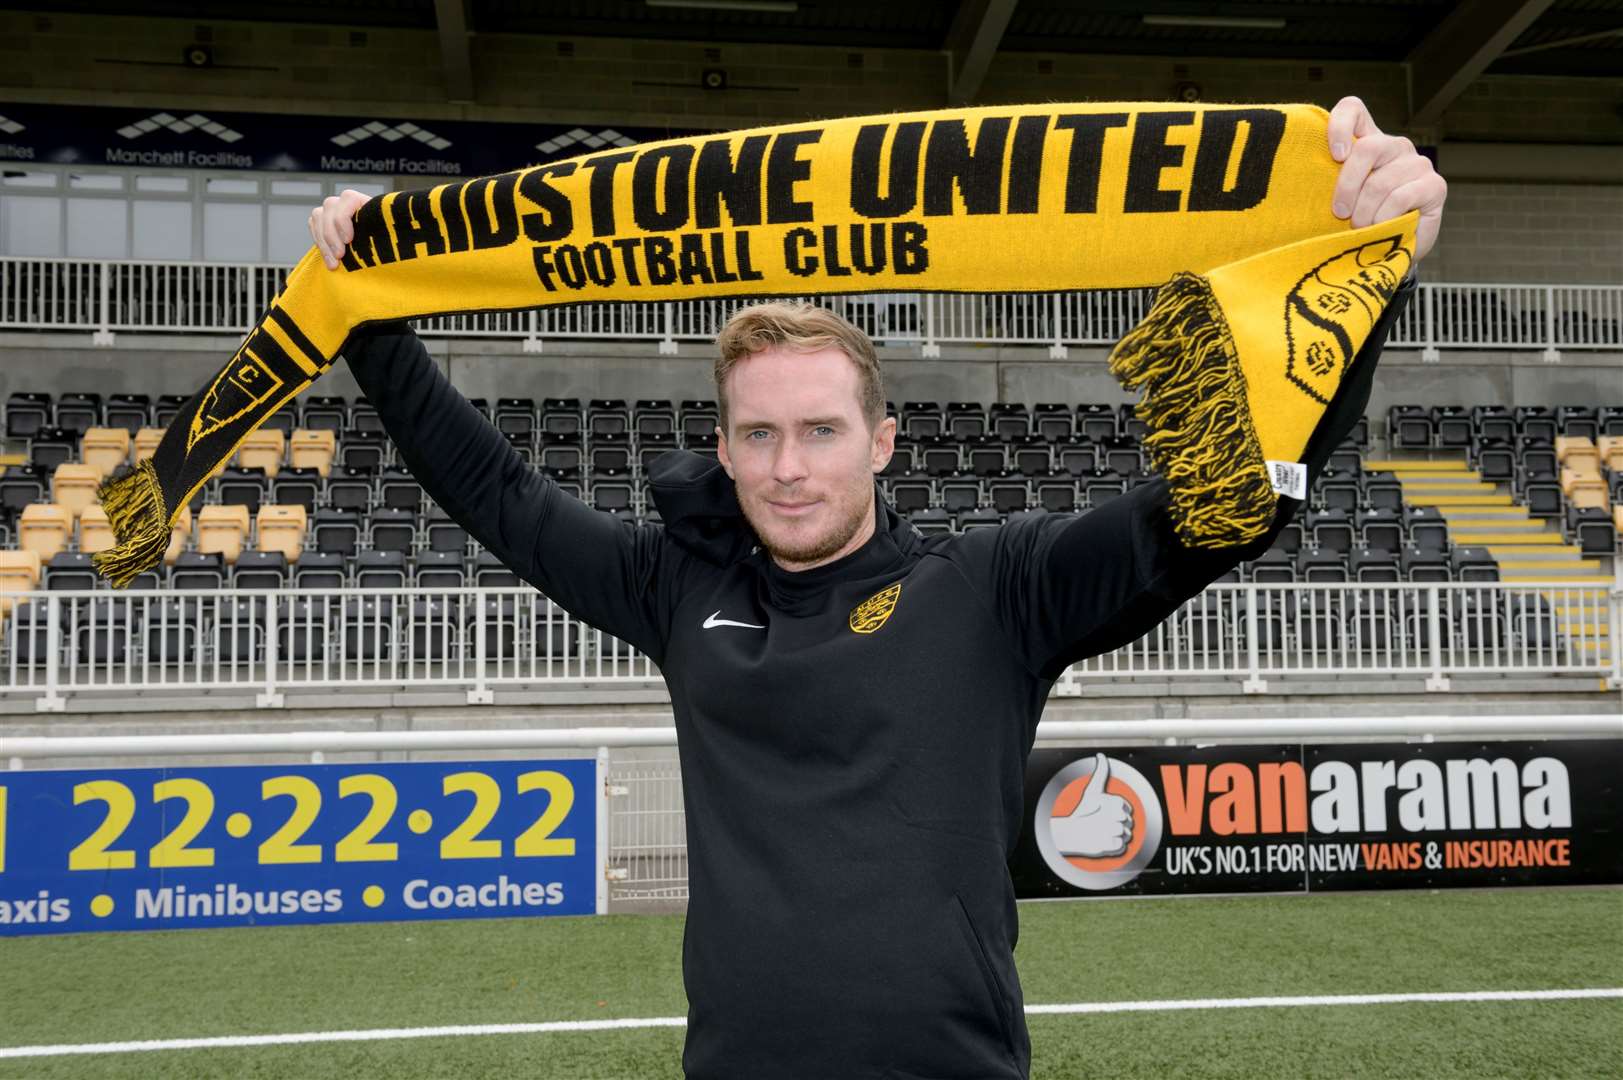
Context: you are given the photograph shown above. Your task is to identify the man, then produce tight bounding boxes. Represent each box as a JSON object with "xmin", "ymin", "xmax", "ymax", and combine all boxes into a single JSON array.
[{"xmin": 312, "ymin": 96, "xmax": 1444, "ymax": 1079}]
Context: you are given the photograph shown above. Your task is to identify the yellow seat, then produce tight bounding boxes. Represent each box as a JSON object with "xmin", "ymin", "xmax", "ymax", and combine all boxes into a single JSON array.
[
  {"xmin": 1598, "ymin": 435, "xmax": 1623, "ymax": 473},
  {"xmin": 1555, "ymin": 435, "xmax": 1600, "ymax": 475},
  {"xmin": 134, "ymin": 427, "xmax": 166, "ymax": 463},
  {"xmin": 52, "ymin": 463, "xmax": 103, "ymax": 519},
  {"xmin": 237, "ymin": 429, "xmax": 285, "ymax": 478},
  {"xmin": 256, "ymin": 504, "xmax": 308, "ymax": 563},
  {"xmin": 79, "ymin": 505, "xmax": 117, "ymax": 555},
  {"xmin": 290, "ymin": 429, "xmax": 336, "ymax": 478},
  {"xmin": 197, "ymin": 504, "xmax": 251, "ymax": 563},
  {"xmin": 1561, "ymin": 467, "xmax": 1610, "ymax": 509},
  {"xmin": 19, "ymin": 503, "xmax": 72, "ymax": 562},
  {"xmin": 0, "ymin": 549, "xmax": 42, "ymax": 619},
  {"xmin": 165, "ymin": 506, "xmax": 193, "ymax": 566},
  {"xmin": 81, "ymin": 427, "xmax": 132, "ymax": 478}
]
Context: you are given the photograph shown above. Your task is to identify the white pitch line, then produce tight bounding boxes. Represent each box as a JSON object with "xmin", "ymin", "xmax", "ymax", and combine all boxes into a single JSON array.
[{"xmin": 2, "ymin": 989, "xmax": 1619, "ymax": 1060}]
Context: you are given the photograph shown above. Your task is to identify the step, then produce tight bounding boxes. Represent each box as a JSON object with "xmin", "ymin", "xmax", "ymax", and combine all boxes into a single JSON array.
[
  {"xmin": 1500, "ymin": 570, "xmax": 1613, "ymax": 584},
  {"xmin": 1418, "ymin": 494, "xmax": 1515, "ymax": 506},
  {"xmin": 1453, "ymin": 531, "xmax": 1566, "ymax": 545},
  {"xmin": 1499, "ymin": 558, "xmax": 1601, "ymax": 570},
  {"xmin": 1488, "ymin": 545, "xmax": 1585, "ymax": 561},
  {"xmin": 1446, "ymin": 518, "xmax": 1548, "ymax": 533},
  {"xmin": 1399, "ymin": 480, "xmax": 1497, "ymax": 492},
  {"xmin": 1365, "ymin": 459, "xmax": 1470, "ymax": 472},
  {"xmin": 1435, "ymin": 507, "xmax": 1530, "ymax": 518}
]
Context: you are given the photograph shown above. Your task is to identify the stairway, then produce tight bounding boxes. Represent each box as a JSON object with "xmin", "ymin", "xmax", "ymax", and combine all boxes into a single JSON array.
[{"xmin": 1365, "ymin": 456, "xmax": 1612, "ymax": 656}]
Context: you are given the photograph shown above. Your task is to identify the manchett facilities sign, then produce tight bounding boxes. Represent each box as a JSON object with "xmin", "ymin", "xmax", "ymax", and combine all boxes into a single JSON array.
[{"xmin": 0, "ymin": 101, "xmax": 702, "ymax": 177}]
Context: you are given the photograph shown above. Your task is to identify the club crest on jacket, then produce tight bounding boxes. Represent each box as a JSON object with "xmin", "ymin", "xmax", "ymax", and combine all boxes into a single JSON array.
[{"xmin": 849, "ymin": 582, "xmax": 902, "ymax": 634}]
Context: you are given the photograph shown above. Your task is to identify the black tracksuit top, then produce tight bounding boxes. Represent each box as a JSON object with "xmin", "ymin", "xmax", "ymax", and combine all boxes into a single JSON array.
[{"xmin": 342, "ymin": 276, "xmax": 1411, "ymax": 1080}]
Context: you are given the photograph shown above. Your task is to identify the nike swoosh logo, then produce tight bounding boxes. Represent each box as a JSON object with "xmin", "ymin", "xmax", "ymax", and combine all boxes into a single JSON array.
[{"xmin": 703, "ymin": 610, "xmax": 765, "ymax": 630}]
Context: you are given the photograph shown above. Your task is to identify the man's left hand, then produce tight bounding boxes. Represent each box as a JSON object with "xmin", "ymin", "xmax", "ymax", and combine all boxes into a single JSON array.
[{"xmin": 1327, "ymin": 95, "xmax": 1447, "ymax": 263}]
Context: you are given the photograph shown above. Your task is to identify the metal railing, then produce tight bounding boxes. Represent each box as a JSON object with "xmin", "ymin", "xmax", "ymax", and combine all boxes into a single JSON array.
[
  {"xmin": 2, "ymin": 256, "xmax": 1620, "ymax": 358},
  {"xmin": 3, "ymin": 580, "xmax": 1618, "ymax": 712}
]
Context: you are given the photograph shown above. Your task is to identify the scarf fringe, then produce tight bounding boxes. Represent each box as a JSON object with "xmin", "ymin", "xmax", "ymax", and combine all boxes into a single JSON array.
[
  {"xmin": 90, "ymin": 460, "xmax": 172, "ymax": 589},
  {"xmin": 1108, "ymin": 272, "xmax": 1276, "ymax": 549}
]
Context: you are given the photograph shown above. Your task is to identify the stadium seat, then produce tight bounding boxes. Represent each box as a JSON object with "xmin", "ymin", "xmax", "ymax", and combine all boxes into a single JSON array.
[
  {"xmin": 355, "ymin": 550, "xmax": 408, "ymax": 589},
  {"xmin": 1350, "ymin": 546, "xmax": 1401, "ymax": 582},
  {"xmin": 589, "ymin": 399, "xmax": 630, "ymax": 436},
  {"xmin": 634, "ymin": 400, "xmax": 676, "ymax": 438},
  {"xmin": 19, "ymin": 503, "xmax": 72, "ymax": 561},
  {"xmin": 153, "ymin": 395, "xmax": 188, "ymax": 429},
  {"xmin": 197, "ymin": 504, "xmax": 252, "ymax": 563},
  {"xmin": 1560, "ymin": 466, "xmax": 1609, "ymax": 510},
  {"xmin": 54, "ymin": 392, "xmax": 101, "ymax": 436},
  {"xmin": 237, "ymin": 429, "xmax": 285, "ymax": 477},
  {"xmin": 1387, "ymin": 405, "xmax": 1431, "ymax": 449},
  {"xmin": 30, "ymin": 428, "xmax": 77, "ymax": 470},
  {"xmin": 339, "ymin": 435, "xmax": 389, "ymax": 472},
  {"xmin": 256, "ymin": 504, "xmax": 308, "ymax": 562},
  {"xmin": 325, "ymin": 466, "xmax": 374, "ymax": 513},
  {"xmin": 378, "ymin": 466, "xmax": 425, "ymax": 512},
  {"xmin": 1450, "ymin": 546, "xmax": 1499, "ymax": 582},
  {"xmin": 1565, "ymin": 506, "xmax": 1616, "ymax": 554},
  {"xmin": 49, "ymin": 464, "xmax": 101, "ymax": 519},
  {"xmin": 888, "ymin": 477, "xmax": 933, "ymax": 514},
  {"xmin": 0, "ymin": 464, "xmax": 46, "ymax": 513},
  {"xmin": 300, "ymin": 396, "xmax": 347, "ymax": 432},
  {"xmin": 42, "ymin": 550, "xmax": 96, "ymax": 591},
  {"xmin": 1297, "ymin": 547, "xmax": 1348, "ymax": 582},
  {"xmin": 367, "ymin": 508, "xmax": 418, "ymax": 554},
  {"xmin": 164, "ymin": 506, "xmax": 193, "ymax": 566},
  {"xmin": 1077, "ymin": 404, "xmax": 1116, "ymax": 442},
  {"xmin": 1556, "ymin": 405, "xmax": 1598, "ymax": 441},
  {"xmin": 217, "ymin": 467, "xmax": 270, "ymax": 514},
  {"xmin": 1032, "ymin": 403, "xmax": 1073, "ymax": 442},
  {"xmin": 312, "ymin": 508, "xmax": 363, "ymax": 556},
  {"xmin": 4, "ymin": 392, "xmax": 51, "ymax": 440},
  {"xmin": 290, "ymin": 429, "xmax": 337, "ymax": 477},
  {"xmin": 170, "ymin": 551, "xmax": 225, "ymax": 590},
  {"xmin": 473, "ymin": 549, "xmax": 519, "ymax": 586},
  {"xmin": 1400, "ymin": 545, "xmax": 1450, "ymax": 582},
  {"xmin": 133, "ymin": 427, "xmax": 165, "ymax": 463},
  {"xmin": 80, "ymin": 427, "xmax": 131, "ymax": 477},
  {"xmin": 1555, "ymin": 435, "xmax": 1600, "ymax": 474},
  {"xmin": 293, "ymin": 551, "xmax": 347, "ymax": 589},
  {"xmin": 0, "ymin": 549, "xmax": 43, "ymax": 617},
  {"xmin": 413, "ymin": 549, "xmax": 466, "ymax": 588},
  {"xmin": 271, "ymin": 467, "xmax": 322, "ymax": 512},
  {"xmin": 79, "ymin": 505, "xmax": 116, "ymax": 555},
  {"xmin": 1598, "ymin": 435, "xmax": 1623, "ymax": 472},
  {"xmin": 350, "ymin": 401, "xmax": 385, "ymax": 437},
  {"xmin": 104, "ymin": 394, "xmax": 151, "ymax": 434},
  {"xmin": 229, "ymin": 550, "xmax": 288, "ymax": 590}
]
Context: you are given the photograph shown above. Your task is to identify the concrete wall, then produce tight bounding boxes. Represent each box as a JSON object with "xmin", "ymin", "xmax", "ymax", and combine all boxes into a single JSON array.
[{"xmin": 3, "ymin": 11, "xmax": 1620, "ymax": 286}]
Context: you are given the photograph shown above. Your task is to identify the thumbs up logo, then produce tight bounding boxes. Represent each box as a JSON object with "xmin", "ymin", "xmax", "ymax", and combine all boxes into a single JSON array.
[
  {"xmin": 1050, "ymin": 753, "xmax": 1133, "ymax": 857},
  {"xmin": 1034, "ymin": 752, "xmax": 1164, "ymax": 891}
]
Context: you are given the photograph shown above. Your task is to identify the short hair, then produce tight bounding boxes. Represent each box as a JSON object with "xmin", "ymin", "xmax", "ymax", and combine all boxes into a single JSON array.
[{"xmin": 713, "ymin": 301, "xmax": 885, "ymax": 432}]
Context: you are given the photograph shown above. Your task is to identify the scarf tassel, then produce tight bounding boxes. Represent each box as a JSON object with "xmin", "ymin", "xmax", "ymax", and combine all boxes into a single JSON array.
[
  {"xmin": 90, "ymin": 460, "xmax": 173, "ymax": 589},
  {"xmin": 1108, "ymin": 272, "xmax": 1277, "ymax": 549}
]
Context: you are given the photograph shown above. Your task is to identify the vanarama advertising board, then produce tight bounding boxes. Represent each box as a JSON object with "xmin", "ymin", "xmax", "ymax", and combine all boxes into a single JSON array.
[
  {"xmin": 0, "ymin": 759, "xmax": 598, "ymax": 936},
  {"xmin": 1010, "ymin": 740, "xmax": 1621, "ymax": 897}
]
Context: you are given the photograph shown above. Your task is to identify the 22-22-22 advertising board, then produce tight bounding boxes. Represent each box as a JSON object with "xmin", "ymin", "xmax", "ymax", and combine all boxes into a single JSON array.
[{"xmin": 0, "ymin": 759, "xmax": 597, "ymax": 937}]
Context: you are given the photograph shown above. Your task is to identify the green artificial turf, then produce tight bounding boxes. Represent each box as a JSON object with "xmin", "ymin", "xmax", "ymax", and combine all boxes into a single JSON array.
[{"xmin": 1, "ymin": 886, "xmax": 1618, "ymax": 1078}]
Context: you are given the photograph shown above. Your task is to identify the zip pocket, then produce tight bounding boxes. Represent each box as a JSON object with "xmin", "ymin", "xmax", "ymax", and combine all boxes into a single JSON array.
[{"xmin": 949, "ymin": 891, "xmax": 1018, "ymax": 1064}]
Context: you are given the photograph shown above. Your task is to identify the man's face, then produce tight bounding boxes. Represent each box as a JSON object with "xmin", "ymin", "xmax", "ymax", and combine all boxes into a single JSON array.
[{"xmin": 715, "ymin": 345, "xmax": 896, "ymax": 572}]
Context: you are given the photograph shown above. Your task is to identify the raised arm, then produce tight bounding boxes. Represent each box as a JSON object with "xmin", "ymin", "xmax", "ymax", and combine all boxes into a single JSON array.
[
  {"xmin": 311, "ymin": 193, "xmax": 679, "ymax": 660},
  {"xmin": 973, "ymin": 270, "xmax": 1414, "ymax": 681}
]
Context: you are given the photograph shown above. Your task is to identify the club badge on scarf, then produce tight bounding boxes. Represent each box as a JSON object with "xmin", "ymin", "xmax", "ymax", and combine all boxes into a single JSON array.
[{"xmin": 93, "ymin": 102, "xmax": 1415, "ymax": 586}]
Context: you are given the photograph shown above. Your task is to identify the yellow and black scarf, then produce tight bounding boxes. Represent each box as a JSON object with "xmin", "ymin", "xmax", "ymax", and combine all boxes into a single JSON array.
[{"xmin": 94, "ymin": 102, "xmax": 1415, "ymax": 586}]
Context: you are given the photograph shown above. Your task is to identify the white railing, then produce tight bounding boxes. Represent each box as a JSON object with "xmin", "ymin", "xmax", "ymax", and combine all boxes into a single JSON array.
[
  {"xmin": 6, "ymin": 716, "xmax": 1620, "ymax": 903},
  {"xmin": 2, "ymin": 580, "xmax": 1617, "ymax": 712},
  {"xmin": 2, "ymin": 256, "xmax": 1620, "ymax": 358}
]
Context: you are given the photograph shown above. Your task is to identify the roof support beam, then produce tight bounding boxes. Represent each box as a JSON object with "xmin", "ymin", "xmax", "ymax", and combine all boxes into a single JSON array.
[
  {"xmin": 434, "ymin": 0, "xmax": 476, "ymax": 103},
  {"xmin": 945, "ymin": 0, "xmax": 1019, "ymax": 105},
  {"xmin": 1407, "ymin": 0, "xmax": 1554, "ymax": 127}
]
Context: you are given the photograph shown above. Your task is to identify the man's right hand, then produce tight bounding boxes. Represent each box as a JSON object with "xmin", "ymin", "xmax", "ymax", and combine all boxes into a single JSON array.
[{"xmin": 308, "ymin": 188, "xmax": 374, "ymax": 270}]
